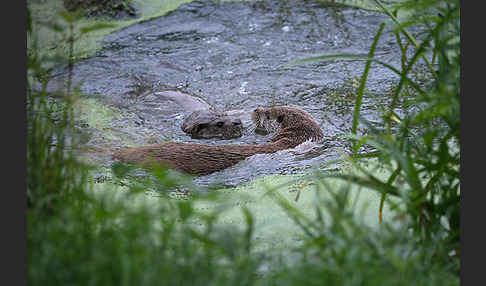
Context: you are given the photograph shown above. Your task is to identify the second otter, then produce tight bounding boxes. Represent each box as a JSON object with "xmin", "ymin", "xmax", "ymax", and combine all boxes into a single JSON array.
[
  {"xmin": 155, "ymin": 90, "xmax": 248, "ymax": 140},
  {"xmin": 113, "ymin": 106, "xmax": 323, "ymax": 175}
]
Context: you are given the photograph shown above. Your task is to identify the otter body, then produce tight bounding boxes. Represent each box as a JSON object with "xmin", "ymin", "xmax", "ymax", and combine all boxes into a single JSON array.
[
  {"xmin": 113, "ymin": 141, "xmax": 290, "ymax": 175},
  {"xmin": 113, "ymin": 106, "xmax": 323, "ymax": 175}
]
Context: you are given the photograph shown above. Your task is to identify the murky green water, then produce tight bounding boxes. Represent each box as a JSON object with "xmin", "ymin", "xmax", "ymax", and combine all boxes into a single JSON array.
[{"xmin": 46, "ymin": 0, "xmax": 424, "ymax": 188}]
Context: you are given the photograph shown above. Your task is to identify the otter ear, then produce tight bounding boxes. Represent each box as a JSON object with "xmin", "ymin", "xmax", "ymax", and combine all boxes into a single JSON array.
[{"xmin": 276, "ymin": 115, "xmax": 284, "ymax": 123}]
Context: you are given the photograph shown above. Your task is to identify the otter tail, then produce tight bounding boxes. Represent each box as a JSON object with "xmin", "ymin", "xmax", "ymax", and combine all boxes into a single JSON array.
[{"xmin": 154, "ymin": 90, "xmax": 210, "ymax": 112}]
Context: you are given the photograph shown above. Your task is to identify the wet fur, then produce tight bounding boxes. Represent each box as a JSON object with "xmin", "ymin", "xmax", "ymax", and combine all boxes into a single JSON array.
[
  {"xmin": 156, "ymin": 90, "xmax": 244, "ymax": 139},
  {"xmin": 252, "ymin": 106, "xmax": 323, "ymax": 146},
  {"xmin": 113, "ymin": 106, "xmax": 323, "ymax": 175}
]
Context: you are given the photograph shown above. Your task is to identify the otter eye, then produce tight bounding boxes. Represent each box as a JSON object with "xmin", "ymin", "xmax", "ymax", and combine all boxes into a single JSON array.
[
  {"xmin": 216, "ymin": 121, "xmax": 225, "ymax": 127},
  {"xmin": 276, "ymin": 115, "xmax": 284, "ymax": 123}
]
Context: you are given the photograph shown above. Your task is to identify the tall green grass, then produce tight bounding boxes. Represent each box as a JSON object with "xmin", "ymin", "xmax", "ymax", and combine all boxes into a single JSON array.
[
  {"xmin": 27, "ymin": 0, "xmax": 460, "ymax": 285},
  {"xmin": 262, "ymin": 181, "xmax": 459, "ymax": 286},
  {"xmin": 27, "ymin": 8, "xmax": 261, "ymax": 285},
  {"xmin": 290, "ymin": 0, "xmax": 460, "ymax": 257}
]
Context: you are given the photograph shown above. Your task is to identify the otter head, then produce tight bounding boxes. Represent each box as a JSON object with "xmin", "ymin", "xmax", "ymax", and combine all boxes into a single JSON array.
[
  {"xmin": 252, "ymin": 106, "xmax": 324, "ymax": 142},
  {"xmin": 252, "ymin": 106, "xmax": 289, "ymax": 135},
  {"xmin": 181, "ymin": 110, "xmax": 243, "ymax": 140},
  {"xmin": 252, "ymin": 107, "xmax": 280, "ymax": 135}
]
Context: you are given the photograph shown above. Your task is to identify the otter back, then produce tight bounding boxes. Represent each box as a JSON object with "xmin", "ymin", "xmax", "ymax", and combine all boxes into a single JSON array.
[{"xmin": 113, "ymin": 140, "xmax": 292, "ymax": 175}]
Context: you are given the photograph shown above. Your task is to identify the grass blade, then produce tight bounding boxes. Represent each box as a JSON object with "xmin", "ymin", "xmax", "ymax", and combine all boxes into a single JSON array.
[
  {"xmin": 379, "ymin": 166, "xmax": 401, "ymax": 222},
  {"xmin": 352, "ymin": 23, "xmax": 385, "ymax": 154},
  {"xmin": 372, "ymin": 0, "xmax": 437, "ymax": 78}
]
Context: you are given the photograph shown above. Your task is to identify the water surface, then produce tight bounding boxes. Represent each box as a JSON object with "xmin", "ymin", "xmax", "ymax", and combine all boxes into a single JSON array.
[{"xmin": 46, "ymin": 0, "xmax": 424, "ymax": 187}]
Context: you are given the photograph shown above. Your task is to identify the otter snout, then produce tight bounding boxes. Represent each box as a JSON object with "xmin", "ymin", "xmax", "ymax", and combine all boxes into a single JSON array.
[{"xmin": 252, "ymin": 107, "xmax": 278, "ymax": 135}]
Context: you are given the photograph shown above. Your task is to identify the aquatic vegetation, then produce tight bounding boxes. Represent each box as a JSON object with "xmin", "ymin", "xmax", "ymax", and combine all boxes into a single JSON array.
[{"xmin": 290, "ymin": 0, "xmax": 460, "ymax": 263}]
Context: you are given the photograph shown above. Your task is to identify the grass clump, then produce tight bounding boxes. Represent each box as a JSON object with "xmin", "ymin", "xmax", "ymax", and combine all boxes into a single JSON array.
[
  {"xmin": 262, "ymin": 182, "xmax": 460, "ymax": 286},
  {"xmin": 290, "ymin": 0, "xmax": 460, "ymax": 269}
]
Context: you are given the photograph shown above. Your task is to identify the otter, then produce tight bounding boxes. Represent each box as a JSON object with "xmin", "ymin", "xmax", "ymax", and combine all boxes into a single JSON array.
[
  {"xmin": 112, "ymin": 106, "xmax": 323, "ymax": 175},
  {"xmin": 154, "ymin": 90, "xmax": 251, "ymax": 140}
]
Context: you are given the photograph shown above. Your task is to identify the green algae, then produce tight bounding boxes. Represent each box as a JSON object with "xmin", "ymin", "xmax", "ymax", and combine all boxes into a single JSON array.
[
  {"xmin": 89, "ymin": 160, "xmax": 400, "ymax": 259},
  {"xmin": 191, "ymin": 163, "xmax": 399, "ymax": 254},
  {"xmin": 75, "ymin": 98, "xmax": 121, "ymax": 130},
  {"xmin": 28, "ymin": 0, "xmax": 195, "ymax": 61}
]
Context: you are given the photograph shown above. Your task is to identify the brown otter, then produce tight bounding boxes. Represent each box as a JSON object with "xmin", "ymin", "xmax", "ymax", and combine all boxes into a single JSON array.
[
  {"xmin": 112, "ymin": 106, "xmax": 323, "ymax": 175},
  {"xmin": 155, "ymin": 90, "xmax": 249, "ymax": 140}
]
